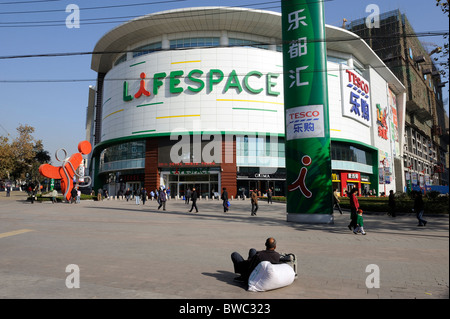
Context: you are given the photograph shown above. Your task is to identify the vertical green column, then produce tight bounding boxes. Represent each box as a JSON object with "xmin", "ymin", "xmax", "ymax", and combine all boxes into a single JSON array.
[{"xmin": 281, "ymin": 0, "xmax": 333, "ymax": 223}]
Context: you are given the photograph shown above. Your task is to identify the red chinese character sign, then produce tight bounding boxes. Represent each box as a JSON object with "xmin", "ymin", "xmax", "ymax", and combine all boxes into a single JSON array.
[
  {"xmin": 282, "ymin": 0, "xmax": 333, "ymax": 223},
  {"xmin": 39, "ymin": 141, "xmax": 92, "ymax": 201}
]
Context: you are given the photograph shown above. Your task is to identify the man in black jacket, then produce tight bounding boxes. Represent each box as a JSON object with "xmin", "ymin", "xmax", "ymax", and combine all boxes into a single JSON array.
[
  {"xmin": 231, "ymin": 237, "xmax": 281, "ymax": 282},
  {"xmin": 189, "ymin": 187, "xmax": 199, "ymax": 213}
]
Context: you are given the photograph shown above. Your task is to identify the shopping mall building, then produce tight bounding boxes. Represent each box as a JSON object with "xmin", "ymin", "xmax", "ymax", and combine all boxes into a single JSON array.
[{"xmin": 86, "ymin": 7, "xmax": 406, "ymax": 199}]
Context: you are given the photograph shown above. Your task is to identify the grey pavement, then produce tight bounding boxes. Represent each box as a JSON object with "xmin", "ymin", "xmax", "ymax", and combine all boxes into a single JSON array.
[{"xmin": 0, "ymin": 191, "xmax": 448, "ymax": 299}]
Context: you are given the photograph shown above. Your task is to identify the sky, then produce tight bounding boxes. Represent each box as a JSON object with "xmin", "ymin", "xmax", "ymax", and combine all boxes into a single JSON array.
[{"xmin": 0, "ymin": 0, "xmax": 448, "ymax": 163}]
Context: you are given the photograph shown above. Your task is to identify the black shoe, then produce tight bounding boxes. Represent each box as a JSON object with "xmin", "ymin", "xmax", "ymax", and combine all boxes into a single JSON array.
[
  {"xmin": 423, "ymin": 221, "xmax": 427, "ymax": 226},
  {"xmin": 348, "ymin": 225, "xmax": 352, "ymax": 231}
]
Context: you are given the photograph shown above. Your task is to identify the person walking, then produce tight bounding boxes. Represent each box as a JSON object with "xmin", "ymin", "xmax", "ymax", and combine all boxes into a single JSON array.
[
  {"xmin": 71, "ymin": 187, "xmax": 77, "ymax": 204},
  {"xmin": 189, "ymin": 187, "xmax": 199, "ymax": 213},
  {"xmin": 333, "ymin": 189, "xmax": 343, "ymax": 214},
  {"xmin": 221, "ymin": 187, "xmax": 229, "ymax": 213},
  {"xmin": 348, "ymin": 188, "xmax": 359, "ymax": 231},
  {"xmin": 76, "ymin": 187, "xmax": 81, "ymax": 204},
  {"xmin": 388, "ymin": 190, "xmax": 396, "ymax": 217},
  {"xmin": 135, "ymin": 187, "xmax": 141, "ymax": 205},
  {"xmin": 353, "ymin": 209, "xmax": 366, "ymax": 235},
  {"xmin": 185, "ymin": 188, "xmax": 191, "ymax": 204},
  {"xmin": 251, "ymin": 189, "xmax": 258, "ymax": 216},
  {"xmin": 125, "ymin": 188, "xmax": 131, "ymax": 201},
  {"xmin": 413, "ymin": 191, "xmax": 427, "ymax": 226},
  {"xmin": 267, "ymin": 188, "xmax": 273, "ymax": 204},
  {"xmin": 158, "ymin": 188, "xmax": 167, "ymax": 211},
  {"xmin": 141, "ymin": 188, "xmax": 147, "ymax": 205}
]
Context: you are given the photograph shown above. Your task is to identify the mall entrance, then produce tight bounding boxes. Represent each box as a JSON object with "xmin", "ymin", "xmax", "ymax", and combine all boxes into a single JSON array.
[{"xmin": 162, "ymin": 170, "xmax": 219, "ymax": 199}]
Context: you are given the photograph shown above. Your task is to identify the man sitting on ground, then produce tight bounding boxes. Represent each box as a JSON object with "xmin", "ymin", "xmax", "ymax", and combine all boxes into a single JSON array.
[{"xmin": 231, "ymin": 237, "xmax": 281, "ymax": 283}]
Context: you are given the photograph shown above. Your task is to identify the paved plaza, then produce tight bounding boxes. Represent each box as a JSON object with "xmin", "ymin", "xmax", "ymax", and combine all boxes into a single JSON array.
[{"xmin": 0, "ymin": 191, "xmax": 448, "ymax": 299}]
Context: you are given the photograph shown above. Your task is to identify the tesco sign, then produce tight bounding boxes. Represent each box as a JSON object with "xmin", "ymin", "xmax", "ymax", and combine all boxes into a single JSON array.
[
  {"xmin": 289, "ymin": 110, "xmax": 321, "ymax": 120},
  {"xmin": 286, "ymin": 104, "xmax": 325, "ymax": 141},
  {"xmin": 340, "ymin": 67, "xmax": 371, "ymax": 127}
]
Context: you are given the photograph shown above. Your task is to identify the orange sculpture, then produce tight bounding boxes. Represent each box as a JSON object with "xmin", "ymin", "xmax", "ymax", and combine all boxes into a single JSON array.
[{"xmin": 39, "ymin": 141, "xmax": 92, "ymax": 201}]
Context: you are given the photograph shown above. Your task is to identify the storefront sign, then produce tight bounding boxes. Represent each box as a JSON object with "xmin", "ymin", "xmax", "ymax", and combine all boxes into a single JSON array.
[
  {"xmin": 169, "ymin": 167, "xmax": 210, "ymax": 175},
  {"xmin": 122, "ymin": 69, "xmax": 280, "ymax": 101},
  {"xmin": 282, "ymin": 0, "xmax": 333, "ymax": 222},
  {"xmin": 341, "ymin": 68, "xmax": 371, "ymax": 126},
  {"xmin": 286, "ymin": 104, "xmax": 325, "ymax": 140},
  {"xmin": 348, "ymin": 173, "xmax": 358, "ymax": 179}
]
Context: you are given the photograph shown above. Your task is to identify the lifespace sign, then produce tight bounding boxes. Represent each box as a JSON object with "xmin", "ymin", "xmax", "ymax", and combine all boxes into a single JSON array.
[{"xmin": 122, "ymin": 69, "xmax": 281, "ymax": 101}]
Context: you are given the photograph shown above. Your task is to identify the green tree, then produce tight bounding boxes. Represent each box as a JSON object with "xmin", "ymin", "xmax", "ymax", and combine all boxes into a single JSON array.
[
  {"xmin": 0, "ymin": 124, "xmax": 51, "ymax": 185},
  {"xmin": 0, "ymin": 136, "xmax": 14, "ymax": 180}
]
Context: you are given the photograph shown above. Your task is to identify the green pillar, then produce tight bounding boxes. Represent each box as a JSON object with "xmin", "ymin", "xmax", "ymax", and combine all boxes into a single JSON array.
[{"xmin": 281, "ymin": 0, "xmax": 333, "ymax": 223}]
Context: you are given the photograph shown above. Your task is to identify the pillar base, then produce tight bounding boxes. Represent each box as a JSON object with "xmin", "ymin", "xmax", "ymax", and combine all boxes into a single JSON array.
[{"xmin": 287, "ymin": 213, "xmax": 334, "ymax": 224}]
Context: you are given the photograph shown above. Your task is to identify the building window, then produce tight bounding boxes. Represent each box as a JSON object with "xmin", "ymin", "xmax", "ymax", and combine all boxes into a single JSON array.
[
  {"xmin": 99, "ymin": 141, "xmax": 146, "ymax": 173},
  {"xmin": 331, "ymin": 142, "xmax": 373, "ymax": 166},
  {"xmin": 132, "ymin": 42, "xmax": 162, "ymax": 58},
  {"xmin": 229, "ymin": 38, "xmax": 269, "ymax": 50},
  {"xmin": 327, "ymin": 56, "xmax": 348, "ymax": 65},
  {"xmin": 114, "ymin": 53, "xmax": 127, "ymax": 66},
  {"xmin": 170, "ymin": 37, "xmax": 219, "ymax": 49}
]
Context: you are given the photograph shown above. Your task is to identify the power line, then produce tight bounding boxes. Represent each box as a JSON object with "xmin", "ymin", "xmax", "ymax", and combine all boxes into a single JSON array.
[
  {"xmin": 0, "ymin": 30, "xmax": 447, "ymax": 60},
  {"xmin": 0, "ymin": 60, "xmax": 445, "ymax": 83},
  {"xmin": 0, "ymin": 1, "xmax": 282, "ymax": 27},
  {"xmin": 0, "ymin": 0, "xmax": 60, "ymax": 4},
  {"xmin": 0, "ymin": 0, "xmax": 187, "ymax": 15}
]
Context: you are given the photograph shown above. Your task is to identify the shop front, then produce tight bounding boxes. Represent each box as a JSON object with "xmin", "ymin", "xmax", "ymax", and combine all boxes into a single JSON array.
[
  {"xmin": 332, "ymin": 171, "xmax": 376, "ymax": 197},
  {"xmin": 161, "ymin": 167, "xmax": 220, "ymax": 199},
  {"xmin": 236, "ymin": 168, "xmax": 286, "ymax": 198}
]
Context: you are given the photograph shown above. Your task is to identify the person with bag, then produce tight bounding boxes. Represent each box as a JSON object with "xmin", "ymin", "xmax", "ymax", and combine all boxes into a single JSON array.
[
  {"xmin": 231, "ymin": 237, "xmax": 281, "ymax": 283},
  {"xmin": 221, "ymin": 187, "xmax": 229, "ymax": 213}
]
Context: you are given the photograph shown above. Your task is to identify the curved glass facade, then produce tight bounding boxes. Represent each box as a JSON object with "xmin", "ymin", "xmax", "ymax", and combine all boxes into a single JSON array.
[
  {"xmin": 99, "ymin": 141, "xmax": 146, "ymax": 173},
  {"xmin": 331, "ymin": 141, "xmax": 373, "ymax": 165}
]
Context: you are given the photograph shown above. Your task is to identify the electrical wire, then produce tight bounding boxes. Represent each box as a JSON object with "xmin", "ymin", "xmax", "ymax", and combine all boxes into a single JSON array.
[
  {"xmin": 0, "ymin": 29, "xmax": 447, "ymax": 60},
  {"xmin": 0, "ymin": 0, "xmax": 187, "ymax": 15}
]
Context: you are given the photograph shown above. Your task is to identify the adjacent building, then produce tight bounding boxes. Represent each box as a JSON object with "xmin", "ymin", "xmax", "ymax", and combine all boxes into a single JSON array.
[{"xmin": 347, "ymin": 9, "xmax": 449, "ymax": 190}]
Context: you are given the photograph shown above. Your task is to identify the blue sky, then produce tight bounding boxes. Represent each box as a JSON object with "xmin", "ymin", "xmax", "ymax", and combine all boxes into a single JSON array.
[{"xmin": 0, "ymin": 0, "xmax": 448, "ymax": 162}]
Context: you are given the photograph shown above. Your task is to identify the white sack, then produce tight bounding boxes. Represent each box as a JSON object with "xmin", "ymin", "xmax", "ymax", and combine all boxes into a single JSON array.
[{"xmin": 247, "ymin": 261, "xmax": 296, "ymax": 292}]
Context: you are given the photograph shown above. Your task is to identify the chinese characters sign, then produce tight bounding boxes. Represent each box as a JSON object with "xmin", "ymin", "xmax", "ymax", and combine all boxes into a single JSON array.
[
  {"xmin": 282, "ymin": 0, "xmax": 333, "ymax": 222},
  {"xmin": 341, "ymin": 68, "xmax": 371, "ymax": 126},
  {"xmin": 286, "ymin": 104, "xmax": 325, "ymax": 140}
]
